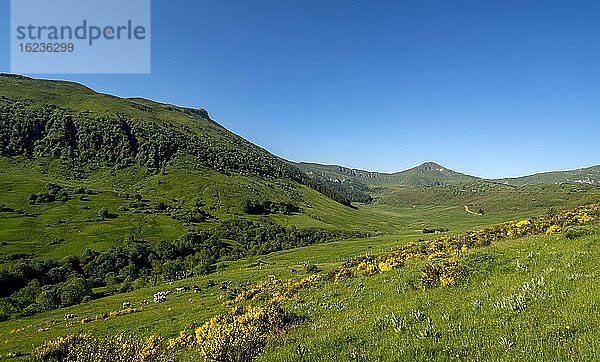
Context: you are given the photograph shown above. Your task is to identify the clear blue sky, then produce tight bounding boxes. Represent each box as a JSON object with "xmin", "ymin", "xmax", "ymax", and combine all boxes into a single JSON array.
[{"xmin": 1, "ymin": 0, "xmax": 599, "ymax": 178}]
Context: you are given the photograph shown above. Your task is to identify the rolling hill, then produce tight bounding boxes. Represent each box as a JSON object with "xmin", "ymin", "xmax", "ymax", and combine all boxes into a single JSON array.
[
  {"xmin": 1, "ymin": 74, "xmax": 600, "ymax": 362},
  {"xmin": 297, "ymin": 161, "xmax": 479, "ymax": 188},
  {"xmin": 497, "ymin": 165, "xmax": 600, "ymax": 186}
]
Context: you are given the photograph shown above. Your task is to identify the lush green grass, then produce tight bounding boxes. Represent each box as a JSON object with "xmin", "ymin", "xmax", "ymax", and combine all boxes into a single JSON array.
[
  {"xmin": 2, "ymin": 75, "xmax": 599, "ymax": 361},
  {"xmin": 2, "ymin": 211, "xmax": 597, "ymax": 360},
  {"xmin": 255, "ymin": 224, "xmax": 600, "ymax": 361}
]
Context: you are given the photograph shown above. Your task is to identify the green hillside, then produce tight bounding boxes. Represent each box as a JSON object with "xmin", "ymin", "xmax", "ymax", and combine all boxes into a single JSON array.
[
  {"xmin": 1, "ymin": 75, "xmax": 599, "ymax": 362},
  {"xmin": 497, "ymin": 165, "xmax": 600, "ymax": 186},
  {"xmin": 379, "ymin": 180, "xmax": 600, "ymax": 214},
  {"xmin": 297, "ymin": 161, "xmax": 480, "ymax": 202},
  {"xmin": 0, "ymin": 74, "xmax": 383, "ymax": 325},
  {"xmin": 0, "ymin": 203, "xmax": 598, "ymax": 361},
  {"xmin": 298, "ymin": 161, "xmax": 478, "ymax": 187},
  {"xmin": 1, "ymin": 74, "xmax": 359, "ymax": 207}
]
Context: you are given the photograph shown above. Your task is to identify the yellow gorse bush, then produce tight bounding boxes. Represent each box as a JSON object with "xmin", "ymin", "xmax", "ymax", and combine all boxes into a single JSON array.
[
  {"xmin": 167, "ymin": 330, "xmax": 195, "ymax": 352},
  {"xmin": 546, "ymin": 225, "xmax": 561, "ymax": 235},
  {"xmin": 32, "ymin": 332, "xmax": 174, "ymax": 362},
  {"xmin": 228, "ymin": 274, "xmax": 321, "ymax": 306},
  {"xmin": 195, "ymin": 274, "xmax": 321, "ymax": 361},
  {"xmin": 195, "ymin": 302, "xmax": 293, "ymax": 362},
  {"xmin": 33, "ymin": 333, "xmax": 93, "ymax": 361}
]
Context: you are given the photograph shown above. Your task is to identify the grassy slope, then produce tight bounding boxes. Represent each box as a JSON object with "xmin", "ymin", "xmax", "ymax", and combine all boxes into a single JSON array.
[
  {"xmin": 379, "ymin": 181, "xmax": 600, "ymax": 214},
  {"xmin": 0, "ymin": 75, "xmax": 221, "ymax": 133},
  {"xmin": 497, "ymin": 165, "xmax": 600, "ymax": 186},
  {"xmin": 0, "ymin": 207, "xmax": 584, "ymax": 360},
  {"xmin": 1, "ymin": 156, "xmax": 540, "ymax": 264},
  {"xmin": 0, "ymin": 75, "xmax": 364, "ymax": 264},
  {"xmin": 259, "ymin": 225, "xmax": 600, "ymax": 361},
  {"xmin": 0, "ymin": 155, "xmax": 525, "ymax": 263}
]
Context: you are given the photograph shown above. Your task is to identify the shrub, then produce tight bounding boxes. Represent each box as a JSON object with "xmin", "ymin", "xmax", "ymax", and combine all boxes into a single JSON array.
[
  {"xmin": 420, "ymin": 256, "xmax": 465, "ymax": 288},
  {"xmin": 195, "ymin": 303, "xmax": 294, "ymax": 362},
  {"xmin": 304, "ymin": 263, "xmax": 320, "ymax": 273},
  {"xmin": 33, "ymin": 333, "xmax": 174, "ymax": 362},
  {"xmin": 59, "ymin": 277, "xmax": 92, "ymax": 307},
  {"xmin": 33, "ymin": 333, "xmax": 93, "ymax": 361},
  {"xmin": 565, "ymin": 226, "xmax": 594, "ymax": 240}
]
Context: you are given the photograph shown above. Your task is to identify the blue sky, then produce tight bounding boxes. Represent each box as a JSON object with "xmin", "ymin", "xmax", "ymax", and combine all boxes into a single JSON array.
[{"xmin": 0, "ymin": 0, "xmax": 598, "ymax": 178}]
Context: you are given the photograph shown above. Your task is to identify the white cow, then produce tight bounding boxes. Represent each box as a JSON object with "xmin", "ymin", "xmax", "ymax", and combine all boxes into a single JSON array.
[{"xmin": 153, "ymin": 291, "xmax": 167, "ymax": 303}]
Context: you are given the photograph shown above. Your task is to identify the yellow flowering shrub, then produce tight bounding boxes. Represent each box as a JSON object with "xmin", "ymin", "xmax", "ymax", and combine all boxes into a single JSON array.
[
  {"xmin": 33, "ymin": 332, "xmax": 92, "ymax": 361},
  {"xmin": 577, "ymin": 213, "xmax": 594, "ymax": 224},
  {"xmin": 167, "ymin": 330, "xmax": 196, "ymax": 352},
  {"xmin": 33, "ymin": 333, "xmax": 174, "ymax": 362},
  {"xmin": 195, "ymin": 302, "xmax": 293, "ymax": 362},
  {"xmin": 229, "ymin": 274, "xmax": 321, "ymax": 306},
  {"xmin": 358, "ymin": 261, "xmax": 379, "ymax": 275},
  {"xmin": 420, "ymin": 256, "xmax": 465, "ymax": 288}
]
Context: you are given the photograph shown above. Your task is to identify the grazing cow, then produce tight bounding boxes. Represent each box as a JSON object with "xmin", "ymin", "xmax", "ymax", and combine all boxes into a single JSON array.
[
  {"xmin": 122, "ymin": 301, "xmax": 131, "ymax": 308},
  {"xmin": 64, "ymin": 313, "xmax": 76, "ymax": 320},
  {"xmin": 164, "ymin": 290, "xmax": 172, "ymax": 295},
  {"xmin": 219, "ymin": 281, "xmax": 231, "ymax": 290},
  {"xmin": 153, "ymin": 291, "xmax": 167, "ymax": 303},
  {"xmin": 140, "ymin": 299, "xmax": 148, "ymax": 306},
  {"xmin": 267, "ymin": 274, "xmax": 276, "ymax": 281},
  {"xmin": 193, "ymin": 285, "xmax": 201, "ymax": 293},
  {"xmin": 290, "ymin": 268, "xmax": 297, "ymax": 274},
  {"xmin": 303, "ymin": 262, "xmax": 309, "ymax": 268},
  {"xmin": 176, "ymin": 287, "xmax": 185, "ymax": 293}
]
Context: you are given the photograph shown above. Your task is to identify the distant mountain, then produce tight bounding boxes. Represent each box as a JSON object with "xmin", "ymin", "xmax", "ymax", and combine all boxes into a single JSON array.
[
  {"xmin": 496, "ymin": 165, "xmax": 600, "ymax": 186},
  {"xmin": 297, "ymin": 161, "xmax": 480, "ymax": 189},
  {"xmin": 392, "ymin": 161, "xmax": 481, "ymax": 187}
]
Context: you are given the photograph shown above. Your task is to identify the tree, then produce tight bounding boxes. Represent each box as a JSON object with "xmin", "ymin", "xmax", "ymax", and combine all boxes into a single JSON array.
[
  {"xmin": 104, "ymin": 273, "xmax": 119, "ymax": 295},
  {"xmin": 36, "ymin": 288, "xmax": 60, "ymax": 311},
  {"xmin": 10, "ymin": 279, "xmax": 41, "ymax": 309},
  {"xmin": 162, "ymin": 259, "xmax": 183, "ymax": 281},
  {"xmin": 60, "ymin": 277, "xmax": 92, "ymax": 307}
]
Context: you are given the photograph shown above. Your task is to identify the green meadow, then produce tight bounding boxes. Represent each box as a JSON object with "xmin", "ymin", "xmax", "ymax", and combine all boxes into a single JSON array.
[{"xmin": 1, "ymin": 75, "xmax": 599, "ymax": 361}]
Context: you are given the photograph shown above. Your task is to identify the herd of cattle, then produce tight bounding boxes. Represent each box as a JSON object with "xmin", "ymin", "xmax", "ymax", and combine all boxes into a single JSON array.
[
  {"xmin": 63, "ymin": 280, "xmax": 236, "ymax": 320},
  {"xmin": 122, "ymin": 283, "xmax": 228, "ymax": 310}
]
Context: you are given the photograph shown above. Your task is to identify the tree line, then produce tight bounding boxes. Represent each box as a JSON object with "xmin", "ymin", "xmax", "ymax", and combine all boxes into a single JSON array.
[{"xmin": 0, "ymin": 219, "xmax": 368, "ymax": 320}]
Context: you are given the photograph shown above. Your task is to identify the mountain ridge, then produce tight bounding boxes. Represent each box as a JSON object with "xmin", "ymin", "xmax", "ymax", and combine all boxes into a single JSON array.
[
  {"xmin": 2, "ymin": 74, "xmax": 597, "ymax": 190},
  {"xmin": 297, "ymin": 161, "xmax": 480, "ymax": 188},
  {"xmin": 298, "ymin": 161, "xmax": 600, "ymax": 187}
]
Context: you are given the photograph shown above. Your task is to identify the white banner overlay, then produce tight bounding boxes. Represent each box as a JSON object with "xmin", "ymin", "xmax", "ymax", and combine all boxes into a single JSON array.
[{"xmin": 11, "ymin": 0, "xmax": 151, "ymax": 74}]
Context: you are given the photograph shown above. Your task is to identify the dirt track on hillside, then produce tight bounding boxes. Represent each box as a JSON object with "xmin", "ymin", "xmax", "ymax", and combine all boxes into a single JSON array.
[{"xmin": 464, "ymin": 205, "xmax": 480, "ymax": 215}]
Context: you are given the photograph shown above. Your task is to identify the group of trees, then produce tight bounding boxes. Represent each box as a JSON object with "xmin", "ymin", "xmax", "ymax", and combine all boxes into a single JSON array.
[
  {"xmin": 0, "ymin": 219, "xmax": 368, "ymax": 320},
  {"xmin": 318, "ymin": 178, "xmax": 372, "ymax": 203},
  {"xmin": 242, "ymin": 200, "xmax": 300, "ymax": 215},
  {"xmin": 0, "ymin": 97, "xmax": 353, "ymax": 206},
  {"xmin": 301, "ymin": 172, "xmax": 372, "ymax": 204},
  {"xmin": 28, "ymin": 183, "xmax": 70, "ymax": 204}
]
